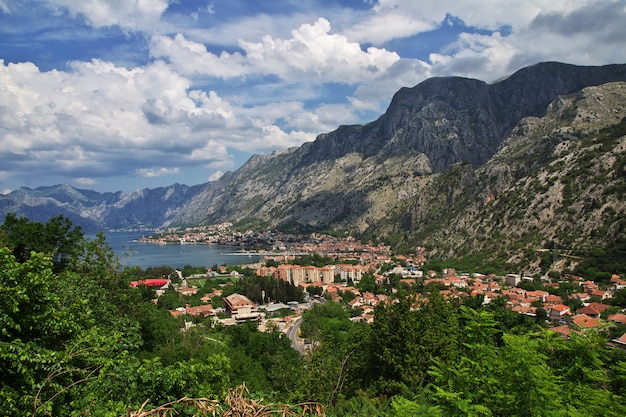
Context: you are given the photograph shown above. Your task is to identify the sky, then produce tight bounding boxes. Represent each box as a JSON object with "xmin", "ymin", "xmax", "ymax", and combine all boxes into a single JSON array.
[{"xmin": 1, "ymin": 0, "xmax": 625, "ymax": 194}]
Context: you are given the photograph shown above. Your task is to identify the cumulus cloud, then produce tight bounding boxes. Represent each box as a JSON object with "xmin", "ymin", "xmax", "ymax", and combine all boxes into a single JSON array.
[
  {"xmin": 0, "ymin": 57, "xmax": 321, "ymax": 189},
  {"xmin": 239, "ymin": 18, "xmax": 400, "ymax": 84},
  {"xmin": 151, "ymin": 18, "xmax": 400, "ymax": 85},
  {"xmin": 50, "ymin": 0, "xmax": 170, "ymax": 32},
  {"xmin": 149, "ymin": 33, "xmax": 249, "ymax": 78},
  {"xmin": 342, "ymin": 10, "xmax": 438, "ymax": 44},
  {"xmin": 429, "ymin": 32, "xmax": 517, "ymax": 81}
]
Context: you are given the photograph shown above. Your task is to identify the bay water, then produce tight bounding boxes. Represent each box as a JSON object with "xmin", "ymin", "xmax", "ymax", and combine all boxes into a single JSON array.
[{"xmin": 88, "ymin": 231, "xmax": 262, "ymax": 270}]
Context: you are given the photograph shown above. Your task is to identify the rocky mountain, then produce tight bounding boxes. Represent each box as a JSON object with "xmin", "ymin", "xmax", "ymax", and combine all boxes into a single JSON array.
[
  {"xmin": 2, "ymin": 61, "xmax": 626, "ymax": 273},
  {"xmin": 167, "ymin": 62, "xmax": 626, "ymax": 274},
  {"xmin": 171, "ymin": 63, "xmax": 626, "ymax": 218},
  {"xmin": 0, "ymin": 183, "xmax": 203, "ymax": 233}
]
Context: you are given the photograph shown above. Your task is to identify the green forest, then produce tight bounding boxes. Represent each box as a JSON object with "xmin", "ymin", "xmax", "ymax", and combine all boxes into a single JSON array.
[{"xmin": 2, "ymin": 215, "xmax": 626, "ymax": 416}]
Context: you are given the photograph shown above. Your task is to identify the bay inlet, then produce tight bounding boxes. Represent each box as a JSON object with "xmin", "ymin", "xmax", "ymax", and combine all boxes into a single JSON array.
[{"xmin": 88, "ymin": 231, "xmax": 263, "ymax": 270}]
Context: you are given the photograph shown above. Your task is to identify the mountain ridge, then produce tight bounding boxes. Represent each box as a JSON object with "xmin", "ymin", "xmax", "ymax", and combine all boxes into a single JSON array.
[{"xmin": 2, "ymin": 61, "xmax": 626, "ymax": 273}]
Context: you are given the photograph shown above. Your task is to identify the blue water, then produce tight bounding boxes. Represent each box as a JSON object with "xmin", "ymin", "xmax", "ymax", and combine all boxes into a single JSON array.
[{"xmin": 87, "ymin": 231, "xmax": 262, "ymax": 270}]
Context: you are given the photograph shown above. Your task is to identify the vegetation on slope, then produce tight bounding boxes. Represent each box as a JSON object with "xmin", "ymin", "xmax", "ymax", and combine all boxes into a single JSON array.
[
  {"xmin": 379, "ymin": 85, "xmax": 626, "ymax": 276},
  {"xmin": 3, "ymin": 215, "xmax": 626, "ymax": 416}
]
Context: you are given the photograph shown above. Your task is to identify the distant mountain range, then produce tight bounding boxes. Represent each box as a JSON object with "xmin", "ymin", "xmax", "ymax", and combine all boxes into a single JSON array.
[
  {"xmin": 3, "ymin": 61, "xmax": 626, "ymax": 272},
  {"xmin": 0, "ymin": 183, "xmax": 203, "ymax": 232}
]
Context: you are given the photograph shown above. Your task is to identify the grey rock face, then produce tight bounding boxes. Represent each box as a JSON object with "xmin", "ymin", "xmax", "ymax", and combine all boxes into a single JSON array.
[{"xmin": 171, "ymin": 61, "xmax": 626, "ymax": 231}]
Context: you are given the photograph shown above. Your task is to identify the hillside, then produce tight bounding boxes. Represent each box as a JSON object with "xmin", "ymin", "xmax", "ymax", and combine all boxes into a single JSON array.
[
  {"xmin": 167, "ymin": 63, "xmax": 626, "ymax": 273},
  {"xmin": 171, "ymin": 62, "xmax": 626, "ymax": 229},
  {"xmin": 397, "ymin": 82, "xmax": 626, "ymax": 275},
  {"xmin": 2, "ymin": 62, "xmax": 626, "ymax": 272}
]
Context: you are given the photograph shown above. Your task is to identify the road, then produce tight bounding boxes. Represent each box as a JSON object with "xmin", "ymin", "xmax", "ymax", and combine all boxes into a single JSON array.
[{"xmin": 286, "ymin": 316, "xmax": 304, "ymax": 355}]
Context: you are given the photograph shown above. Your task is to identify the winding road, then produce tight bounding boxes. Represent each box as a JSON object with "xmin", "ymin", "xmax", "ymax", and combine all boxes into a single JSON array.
[{"xmin": 286, "ymin": 316, "xmax": 304, "ymax": 355}]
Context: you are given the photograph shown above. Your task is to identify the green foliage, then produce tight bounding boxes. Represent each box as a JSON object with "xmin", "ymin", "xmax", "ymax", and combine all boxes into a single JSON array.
[
  {"xmin": 307, "ymin": 285, "xmax": 324, "ymax": 296},
  {"xmin": 610, "ymin": 288, "xmax": 626, "ymax": 308},
  {"xmin": 290, "ymin": 253, "xmax": 335, "ymax": 267},
  {"xmin": 389, "ymin": 396, "xmax": 442, "ymax": 417},
  {"xmin": 1, "ymin": 213, "xmax": 84, "ymax": 272},
  {"xmin": 370, "ymin": 292, "xmax": 460, "ymax": 395},
  {"xmin": 144, "ymin": 265, "xmax": 175, "ymax": 278},
  {"xmin": 223, "ymin": 322, "xmax": 302, "ymax": 398},
  {"xmin": 237, "ymin": 275, "xmax": 304, "ymax": 304},
  {"xmin": 301, "ymin": 301, "xmax": 351, "ymax": 342},
  {"xmin": 357, "ymin": 273, "xmax": 377, "ymax": 293},
  {"xmin": 181, "ymin": 264, "xmax": 207, "ymax": 277},
  {"xmin": 575, "ymin": 232, "xmax": 626, "ymax": 278},
  {"xmin": 428, "ymin": 310, "xmax": 564, "ymax": 416}
]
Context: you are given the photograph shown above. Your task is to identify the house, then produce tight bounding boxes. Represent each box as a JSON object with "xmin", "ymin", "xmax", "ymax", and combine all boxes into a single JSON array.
[
  {"xmin": 571, "ymin": 292, "xmax": 591, "ymax": 302},
  {"xmin": 545, "ymin": 294, "xmax": 564, "ymax": 304},
  {"xmin": 612, "ymin": 333, "xmax": 626, "ymax": 350},
  {"xmin": 179, "ymin": 286, "xmax": 198, "ymax": 296},
  {"xmin": 505, "ymin": 274, "xmax": 521, "ymax": 287},
  {"xmin": 550, "ymin": 324, "xmax": 574, "ymax": 339},
  {"xmin": 224, "ymin": 293, "xmax": 257, "ymax": 315},
  {"xmin": 576, "ymin": 302, "xmax": 610, "ymax": 318},
  {"xmin": 611, "ymin": 275, "xmax": 626, "ymax": 290},
  {"xmin": 572, "ymin": 313, "xmax": 602, "ymax": 329},
  {"xmin": 590, "ymin": 289, "xmax": 611, "ymax": 300},
  {"xmin": 608, "ymin": 313, "xmax": 626, "ymax": 324},
  {"xmin": 549, "ymin": 304, "xmax": 571, "ymax": 321},
  {"xmin": 185, "ymin": 304, "xmax": 216, "ymax": 317},
  {"xmin": 581, "ymin": 280, "xmax": 598, "ymax": 293},
  {"xmin": 526, "ymin": 290, "xmax": 549, "ymax": 303}
]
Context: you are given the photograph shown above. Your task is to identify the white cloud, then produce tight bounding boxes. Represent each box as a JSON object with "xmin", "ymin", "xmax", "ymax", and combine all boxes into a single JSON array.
[
  {"xmin": 239, "ymin": 18, "xmax": 400, "ymax": 84},
  {"xmin": 208, "ymin": 170, "xmax": 224, "ymax": 182},
  {"xmin": 151, "ymin": 18, "xmax": 401, "ymax": 85},
  {"xmin": 49, "ymin": 0, "xmax": 171, "ymax": 32},
  {"xmin": 75, "ymin": 177, "xmax": 97, "ymax": 186},
  {"xmin": 149, "ymin": 33, "xmax": 249, "ymax": 78},
  {"xmin": 429, "ymin": 32, "xmax": 517, "ymax": 81},
  {"xmin": 342, "ymin": 10, "xmax": 438, "ymax": 44},
  {"xmin": 136, "ymin": 167, "xmax": 180, "ymax": 178},
  {"xmin": 182, "ymin": 12, "xmax": 315, "ymax": 49},
  {"xmin": 0, "ymin": 57, "xmax": 325, "ymax": 188}
]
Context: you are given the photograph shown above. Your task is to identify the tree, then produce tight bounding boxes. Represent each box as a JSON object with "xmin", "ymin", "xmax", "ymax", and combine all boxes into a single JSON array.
[
  {"xmin": 1, "ymin": 213, "xmax": 84, "ymax": 272},
  {"xmin": 357, "ymin": 273, "xmax": 377, "ymax": 293},
  {"xmin": 300, "ymin": 301, "xmax": 351, "ymax": 343},
  {"xmin": 428, "ymin": 308, "xmax": 565, "ymax": 416},
  {"xmin": 370, "ymin": 292, "xmax": 460, "ymax": 395}
]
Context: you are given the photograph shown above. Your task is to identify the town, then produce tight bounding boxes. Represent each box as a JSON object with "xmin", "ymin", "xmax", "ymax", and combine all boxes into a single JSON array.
[{"xmin": 135, "ymin": 225, "xmax": 626, "ymax": 350}]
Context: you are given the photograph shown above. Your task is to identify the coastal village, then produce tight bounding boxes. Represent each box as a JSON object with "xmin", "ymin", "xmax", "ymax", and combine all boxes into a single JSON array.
[{"xmin": 136, "ymin": 226, "xmax": 626, "ymax": 351}]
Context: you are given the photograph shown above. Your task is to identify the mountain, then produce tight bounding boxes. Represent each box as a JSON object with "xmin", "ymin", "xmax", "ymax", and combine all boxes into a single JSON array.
[
  {"xmin": 170, "ymin": 63, "xmax": 626, "ymax": 223},
  {"xmin": 0, "ymin": 183, "xmax": 203, "ymax": 233},
  {"xmin": 168, "ymin": 62, "xmax": 626, "ymax": 273},
  {"xmin": 2, "ymin": 61, "xmax": 626, "ymax": 273}
]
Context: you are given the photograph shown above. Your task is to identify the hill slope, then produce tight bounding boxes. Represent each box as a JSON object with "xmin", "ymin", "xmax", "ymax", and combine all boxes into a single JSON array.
[
  {"xmin": 2, "ymin": 61, "xmax": 626, "ymax": 274},
  {"xmin": 171, "ymin": 63, "xmax": 626, "ymax": 226}
]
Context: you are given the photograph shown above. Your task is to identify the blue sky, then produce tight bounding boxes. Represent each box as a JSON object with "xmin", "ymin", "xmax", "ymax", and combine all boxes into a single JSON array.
[{"xmin": 1, "ymin": 0, "xmax": 625, "ymax": 194}]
